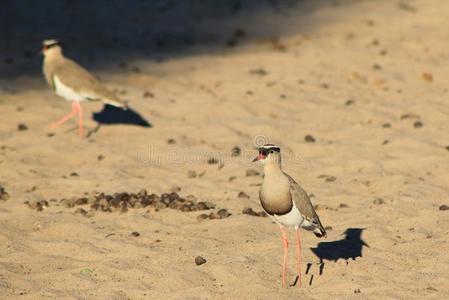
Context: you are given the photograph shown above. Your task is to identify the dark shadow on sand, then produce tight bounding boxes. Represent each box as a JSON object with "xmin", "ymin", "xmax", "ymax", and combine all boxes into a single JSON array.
[
  {"xmin": 305, "ymin": 228, "xmax": 369, "ymax": 283},
  {"xmin": 92, "ymin": 104, "xmax": 151, "ymax": 127}
]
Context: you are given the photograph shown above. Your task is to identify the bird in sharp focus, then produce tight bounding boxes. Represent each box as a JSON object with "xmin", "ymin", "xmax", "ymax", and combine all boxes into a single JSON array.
[{"xmin": 253, "ymin": 143, "xmax": 327, "ymax": 288}]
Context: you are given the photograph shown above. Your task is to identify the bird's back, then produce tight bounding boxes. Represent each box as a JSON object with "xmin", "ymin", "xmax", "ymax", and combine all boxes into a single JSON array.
[{"xmin": 43, "ymin": 56, "xmax": 125, "ymax": 107}]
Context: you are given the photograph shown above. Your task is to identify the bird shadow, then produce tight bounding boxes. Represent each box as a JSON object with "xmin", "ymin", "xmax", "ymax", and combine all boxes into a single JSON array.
[
  {"xmin": 92, "ymin": 104, "xmax": 151, "ymax": 127},
  {"xmin": 304, "ymin": 228, "xmax": 369, "ymax": 282}
]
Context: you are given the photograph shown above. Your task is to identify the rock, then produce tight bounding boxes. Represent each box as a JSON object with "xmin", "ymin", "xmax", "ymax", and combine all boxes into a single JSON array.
[
  {"xmin": 17, "ymin": 123, "xmax": 28, "ymax": 131},
  {"xmin": 187, "ymin": 170, "xmax": 197, "ymax": 178},
  {"xmin": 131, "ymin": 231, "xmax": 140, "ymax": 237},
  {"xmin": 242, "ymin": 207, "xmax": 267, "ymax": 217},
  {"xmin": 413, "ymin": 121, "xmax": 423, "ymax": 128},
  {"xmin": 197, "ymin": 214, "xmax": 209, "ymax": 221},
  {"xmin": 373, "ymin": 198, "xmax": 385, "ymax": 205},
  {"xmin": 339, "ymin": 203, "xmax": 349, "ymax": 208},
  {"xmin": 304, "ymin": 134, "xmax": 316, "ymax": 143},
  {"xmin": 249, "ymin": 68, "xmax": 268, "ymax": 76},
  {"xmin": 439, "ymin": 204, "xmax": 449, "ymax": 211},
  {"xmin": 195, "ymin": 256, "xmax": 207, "ymax": 266},
  {"xmin": 231, "ymin": 146, "xmax": 241, "ymax": 157},
  {"xmin": 238, "ymin": 191, "xmax": 250, "ymax": 199},
  {"xmin": 217, "ymin": 209, "xmax": 231, "ymax": 219},
  {"xmin": 0, "ymin": 186, "xmax": 9, "ymax": 201}
]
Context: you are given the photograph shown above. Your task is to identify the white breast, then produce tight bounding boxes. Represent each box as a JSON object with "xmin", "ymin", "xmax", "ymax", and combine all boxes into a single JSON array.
[
  {"xmin": 53, "ymin": 75, "xmax": 87, "ymax": 102},
  {"xmin": 270, "ymin": 201, "xmax": 304, "ymax": 228}
]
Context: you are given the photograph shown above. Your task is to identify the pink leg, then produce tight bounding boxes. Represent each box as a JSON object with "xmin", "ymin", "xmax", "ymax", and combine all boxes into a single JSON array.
[
  {"xmin": 295, "ymin": 228, "xmax": 302, "ymax": 288},
  {"xmin": 74, "ymin": 101, "xmax": 84, "ymax": 137},
  {"xmin": 49, "ymin": 102, "xmax": 77, "ymax": 129},
  {"xmin": 280, "ymin": 225, "xmax": 289, "ymax": 288}
]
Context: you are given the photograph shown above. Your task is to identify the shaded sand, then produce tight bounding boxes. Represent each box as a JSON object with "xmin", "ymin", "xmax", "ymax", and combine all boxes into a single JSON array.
[{"xmin": 1, "ymin": 0, "xmax": 449, "ymax": 299}]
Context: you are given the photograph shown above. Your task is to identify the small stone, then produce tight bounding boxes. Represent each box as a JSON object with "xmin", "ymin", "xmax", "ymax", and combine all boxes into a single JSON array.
[
  {"xmin": 217, "ymin": 209, "xmax": 231, "ymax": 219},
  {"xmin": 345, "ymin": 99, "xmax": 354, "ymax": 106},
  {"xmin": 143, "ymin": 91, "xmax": 154, "ymax": 98},
  {"xmin": 17, "ymin": 123, "xmax": 28, "ymax": 131},
  {"xmin": 372, "ymin": 64, "xmax": 382, "ymax": 70},
  {"xmin": 231, "ymin": 146, "xmax": 241, "ymax": 157},
  {"xmin": 228, "ymin": 176, "xmax": 237, "ymax": 182},
  {"xmin": 249, "ymin": 68, "xmax": 267, "ymax": 76},
  {"xmin": 242, "ymin": 207, "xmax": 256, "ymax": 216},
  {"xmin": 439, "ymin": 204, "xmax": 449, "ymax": 211},
  {"xmin": 238, "ymin": 191, "xmax": 250, "ymax": 199},
  {"xmin": 195, "ymin": 256, "xmax": 207, "ymax": 266},
  {"xmin": 373, "ymin": 198, "xmax": 385, "ymax": 205},
  {"xmin": 354, "ymin": 288, "xmax": 361, "ymax": 294},
  {"xmin": 0, "ymin": 186, "xmax": 9, "ymax": 201},
  {"xmin": 413, "ymin": 121, "xmax": 423, "ymax": 128},
  {"xmin": 382, "ymin": 123, "xmax": 391, "ymax": 128},
  {"xmin": 197, "ymin": 213, "xmax": 209, "ymax": 221},
  {"xmin": 324, "ymin": 226, "xmax": 333, "ymax": 231},
  {"xmin": 97, "ymin": 155, "xmax": 104, "ymax": 161},
  {"xmin": 131, "ymin": 231, "xmax": 140, "ymax": 237},
  {"xmin": 187, "ymin": 170, "xmax": 197, "ymax": 178},
  {"xmin": 445, "ymin": 146, "xmax": 449, "ymax": 152},
  {"xmin": 167, "ymin": 138, "xmax": 176, "ymax": 144},
  {"xmin": 246, "ymin": 169, "xmax": 260, "ymax": 177},
  {"xmin": 325, "ymin": 176, "xmax": 337, "ymax": 182},
  {"xmin": 304, "ymin": 134, "xmax": 316, "ymax": 143},
  {"xmin": 382, "ymin": 140, "xmax": 389, "ymax": 145},
  {"xmin": 70, "ymin": 172, "xmax": 79, "ymax": 177},
  {"xmin": 320, "ymin": 83, "xmax": 329, "ymax": 89},
  {"xmin": 339, "ymin": 203, "xmax": 349, "ymax": 208}
]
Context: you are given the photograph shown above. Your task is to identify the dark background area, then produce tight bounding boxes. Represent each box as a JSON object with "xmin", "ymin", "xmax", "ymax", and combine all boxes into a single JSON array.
[{"xmin": 0, "ymin": 0, "xmax": 331, "ymax": 79}]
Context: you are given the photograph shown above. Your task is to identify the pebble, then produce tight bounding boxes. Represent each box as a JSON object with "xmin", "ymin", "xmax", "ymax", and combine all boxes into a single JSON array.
[
  {"xmin": 17, "ymin": 123, "xmax": 28, "ymax": 131},
  {"xmin": 242, "ymin": 207, "xmax": 267, "ymax": 217},
  {"xmin": 304, "ymin": 134, "xmax": 316, "ymax": 143},
  {"xmin": 373, "ymin": 198, "xmax": 385, "ymax": 205},
  {"xmin": 131, "ymin": 231, "xmax": 140, "ymax": 237},
  {"xmin": 439, "ymin": 204, "xmax": 449, "ymax": 211},
  {"xmin": 0, "ymin": 186, "xmax": 9, "ymax": 201},
  {"xmin": 231, "ymin": 146, "xmax": 241, "ymax": 157},
  {"xmin": 413, "ymin": 121, "xmax": 423, "ymax": 128},
  {"xmin": 195, "ymin": 256, "xmax": 207, "ymax": 266},
  {"xmin": 238, "ymin": 191, "xmax": 250, "ymax": 199}
]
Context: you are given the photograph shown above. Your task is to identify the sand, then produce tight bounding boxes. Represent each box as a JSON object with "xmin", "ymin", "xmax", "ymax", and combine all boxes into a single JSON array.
[{"xmin": 1, "ymin": 0, "xmax": 449, "ymax": 299}]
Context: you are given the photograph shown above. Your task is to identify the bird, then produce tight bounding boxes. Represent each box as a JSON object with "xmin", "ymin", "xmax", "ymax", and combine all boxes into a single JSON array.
[
  {"xmin": 41, "ymin": 39, "xmax": 127, "ymax": 137},
  {"xmin": 252, "ymin": 143, "xmax": 327, "ymax": 288}
]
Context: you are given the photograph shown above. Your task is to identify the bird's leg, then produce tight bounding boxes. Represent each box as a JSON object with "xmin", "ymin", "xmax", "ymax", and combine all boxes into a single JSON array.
[
  {"xmin": 74, "ymin": 101, "xmax": 84, "ymax": 137},
  {"xmin": 279, "ymin": 225, "xmax": 289, "ymax": 288},
  {"xmin": 49, "ymin": 102, "xmax": 77, "ymax": 129},
  {"xmin": 295, "ymin": 227, "xmax": 302, "ymax": 288}
]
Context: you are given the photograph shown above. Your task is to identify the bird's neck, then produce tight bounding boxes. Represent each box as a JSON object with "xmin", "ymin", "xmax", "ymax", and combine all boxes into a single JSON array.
[{"xmin": 263, "ymin": 162, "xmax": 284, "ymax": 178}]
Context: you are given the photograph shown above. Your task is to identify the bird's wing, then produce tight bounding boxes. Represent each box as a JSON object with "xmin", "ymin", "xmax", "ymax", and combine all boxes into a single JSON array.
[
  {"xmin": 52, "ymin": 58, "xmax": 125, "ymax": 107},
  {"xmin": 286, "ymin": 174, "xmax": 327, "ymax": 237}
]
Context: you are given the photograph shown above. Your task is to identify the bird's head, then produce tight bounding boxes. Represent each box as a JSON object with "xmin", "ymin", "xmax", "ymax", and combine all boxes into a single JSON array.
[
  {"xmin": 252, "ymin": 144, "xmax": 282, "ymax": 165},
  {"xmin": 41, "ymin": 39, "xmax": 62, "ymax": 57}
]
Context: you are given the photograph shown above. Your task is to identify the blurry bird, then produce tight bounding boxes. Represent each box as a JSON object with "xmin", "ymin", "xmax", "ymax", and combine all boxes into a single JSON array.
[
  {"xmin": 41, "ymin": 39, "xmax": 127, "ymax": 137},
  {"xmin": 253, "ymin": 144, "xmax": 327, "ymax": 288}
]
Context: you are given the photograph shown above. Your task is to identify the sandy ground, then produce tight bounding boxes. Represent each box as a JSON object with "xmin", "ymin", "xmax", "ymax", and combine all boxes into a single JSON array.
[{"xmin": 1, "ymin": 0, "xmax": 449, "ymax": 299}]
